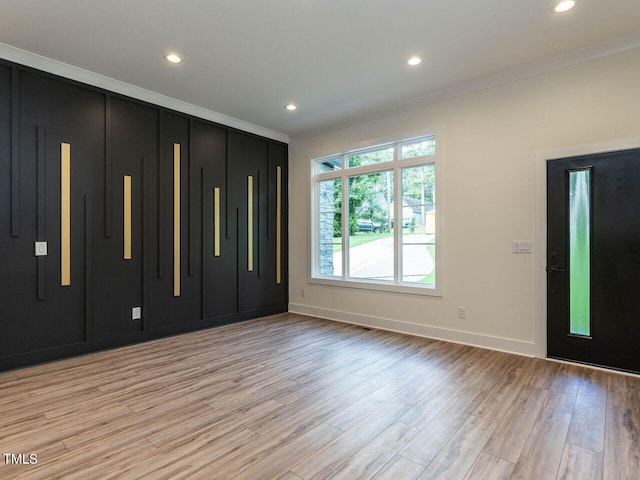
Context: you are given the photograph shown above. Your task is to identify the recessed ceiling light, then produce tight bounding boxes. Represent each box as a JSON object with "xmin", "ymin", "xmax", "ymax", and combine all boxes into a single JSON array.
[
  {"xmin": 165, "ymin": 53, "xmax": 183, "ymax": 64},
  {"xmin": 555, "ymin": 1, "xmax": 575, "ymax": 13},
  {"xmin": 285, "ymin": 104, "xmax": 297, "ymax": 111},
  {"xmin": 407, "ymin": 56, "xmax": 422, "ymax": 66}
]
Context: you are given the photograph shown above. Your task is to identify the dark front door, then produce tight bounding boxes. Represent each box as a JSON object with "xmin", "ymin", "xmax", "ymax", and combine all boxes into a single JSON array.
[{"xmin": 547, "ymin": 148, "xmax": 640, "ymax": 373}]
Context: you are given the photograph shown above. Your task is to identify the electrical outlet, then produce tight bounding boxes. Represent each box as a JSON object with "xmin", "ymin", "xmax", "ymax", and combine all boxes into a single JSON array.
[
  {"xmin": 132, "ymin": 307, "xmax": 141, "ymax": 320},
  {"xmin": 458, "ymin": 306, "xmax": 466, "ymax": 319},
  {"xmin": 301, "ymin": 288, "xmax": 307, "ymax": 298}
]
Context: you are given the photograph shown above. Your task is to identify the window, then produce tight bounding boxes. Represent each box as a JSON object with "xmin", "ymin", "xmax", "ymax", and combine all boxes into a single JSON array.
[
  {"xmin": 311, "ymin": 134, "xmax": 441, "ymax": 295},
  {"xmin": 568, "ymin": 169, "xmax": 591, "ymax": 336}
]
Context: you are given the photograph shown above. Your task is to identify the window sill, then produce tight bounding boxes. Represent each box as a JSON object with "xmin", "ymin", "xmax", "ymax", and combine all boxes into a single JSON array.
[{"xmin": 309, "ymin": 276, "xmax": 442, "ymax": 297}]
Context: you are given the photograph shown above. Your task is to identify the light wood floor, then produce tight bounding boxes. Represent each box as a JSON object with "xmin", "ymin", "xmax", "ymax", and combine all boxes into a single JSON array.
[{"xmin": 1, "ymin": 313, "xmax": 638, "ymax": 479}]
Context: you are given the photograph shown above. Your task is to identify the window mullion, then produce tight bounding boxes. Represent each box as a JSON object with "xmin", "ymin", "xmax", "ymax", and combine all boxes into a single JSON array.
[
  {"xmin": 315, "ymin": 170, "xmax": 343, "ymax": 182},
  {"xmin": 398, "ymin": 155, "xmax": 435, "ymax": 168},
  {"xmin": 341, "ymin": 166, "xmax": 349, "ymax": 279},
  {"xmin": 344, "ymin": 162, "xmax": 395, "ymax": 177},
  {"xmin": 313, "ymin": 181, "xmax": 319, "ymax": 277},
  {"xmin": 394, "ymin": 163, "xmax": 402, "ymax": 284}
]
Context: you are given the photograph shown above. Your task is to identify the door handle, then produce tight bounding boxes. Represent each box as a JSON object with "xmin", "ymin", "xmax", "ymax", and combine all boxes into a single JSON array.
[{"xmin": 546, "ymin": 266, "xmax": 566, "ymax": 273}]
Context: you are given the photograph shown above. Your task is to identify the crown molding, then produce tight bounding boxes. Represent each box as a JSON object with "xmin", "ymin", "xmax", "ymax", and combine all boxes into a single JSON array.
[
  {"xmin": 291, "ymin": 32, "xmax": 640, "ymax": 142},
  {"xmin": 403, "ymin": 32, "xmax": 640, "ymax": 111},
  {"xmin": 0, "ymin": 42, "xmax": 289, "ymax": 144}
]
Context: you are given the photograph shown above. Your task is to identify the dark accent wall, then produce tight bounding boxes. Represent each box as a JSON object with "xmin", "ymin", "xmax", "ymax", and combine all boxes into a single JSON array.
[{"xmin": 0, "ymin": 60, "xmax": 288, "ymax": 371}]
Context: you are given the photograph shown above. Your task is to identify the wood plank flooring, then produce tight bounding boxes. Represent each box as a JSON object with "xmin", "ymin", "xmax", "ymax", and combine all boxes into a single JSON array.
[{"xmin": 1, "ymin": 313, "xmax": 639, "ymax": 479}]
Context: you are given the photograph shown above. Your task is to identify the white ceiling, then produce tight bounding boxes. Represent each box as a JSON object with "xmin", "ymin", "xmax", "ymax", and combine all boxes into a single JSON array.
[{"xmin": 1, "ymin": 1, "xmax": 639, "ymax": 141}]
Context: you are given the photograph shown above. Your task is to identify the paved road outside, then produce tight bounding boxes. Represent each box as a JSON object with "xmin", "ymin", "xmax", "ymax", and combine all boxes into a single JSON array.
[{"xmin": 332, "ymin": 234, "xmax": 434, "ymax": 281}]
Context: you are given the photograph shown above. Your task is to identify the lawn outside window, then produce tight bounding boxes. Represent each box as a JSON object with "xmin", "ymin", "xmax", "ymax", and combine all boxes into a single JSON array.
[{"xmin": 310, "ymin": 133, "xmax": 442, "ymax": 296}]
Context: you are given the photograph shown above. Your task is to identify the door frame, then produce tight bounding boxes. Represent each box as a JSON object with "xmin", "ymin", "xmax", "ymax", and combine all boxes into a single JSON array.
[{"xmin": 534, "ymin": 136, "xmax": 640, "ymax": 359}]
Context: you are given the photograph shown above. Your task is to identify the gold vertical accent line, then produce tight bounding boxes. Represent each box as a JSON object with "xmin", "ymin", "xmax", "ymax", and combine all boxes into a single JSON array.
[
  {"xmin": 214, "ymin": 187, "xmax": 221, "ymax": 257},
  {"xmin": 276, "ymin": 166, "xmax": 282, "ymax": 284},
  {"xmin": 173, "ymin": 143, "xmax": 181, "ymax": 296},
  {"xmin": 61, "ymin": 143, "xmax": 71, "ymax": 286},
  {"xmin": 123, "ymin": 175, "xmax": 132, "ymax": 260},
  {"xmin": 248, "ymin": 175, "xmax": 253, "ymax": 272}
]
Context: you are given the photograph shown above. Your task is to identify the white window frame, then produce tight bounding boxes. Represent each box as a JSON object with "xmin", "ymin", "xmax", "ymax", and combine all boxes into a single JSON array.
[{"xmin": 310, "ymin": 133, "xmax": 443, "ymax": 296}]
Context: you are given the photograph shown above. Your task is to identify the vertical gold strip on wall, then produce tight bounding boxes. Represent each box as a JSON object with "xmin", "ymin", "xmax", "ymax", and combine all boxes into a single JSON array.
[
  {"xmin": 173, "ymin": 143, "xmax": 181, "ymax": 296},
  {"xmin": 276, "ymin": 166, "xmax": 282, "ymax": 284},
  {"xmin": 248, "ymin": 175, "xmax": 253, "ymax": 272},
  {"xmin": 123, "ymin": 175, "xmax": 132, "ymax": 260},
  {"xmin": 214, "ymin": 187, "xmax": 221, "ymax": 257},
  {"xmin": 61, "ymin": 143, "xmax": 71, "ymax": 286}
]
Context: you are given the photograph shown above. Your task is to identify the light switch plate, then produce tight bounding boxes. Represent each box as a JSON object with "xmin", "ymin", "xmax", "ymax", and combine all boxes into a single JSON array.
[
  {"xmin": 132, "ymin": 307, "xmax": 142, "ymax": 320},
  {"xmin": 34, "ymin": 241, "xmax": 48, "ymax": 256},
  {"xmin": 512, "ymin": 241, "xmax": 532, "ymax": 254}
]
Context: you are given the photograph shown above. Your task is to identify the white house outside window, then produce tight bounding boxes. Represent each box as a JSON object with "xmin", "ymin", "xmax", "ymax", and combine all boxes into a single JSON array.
[{"xmin": 311, "ymin": 133, "xmax": 442, "ymax": 296}]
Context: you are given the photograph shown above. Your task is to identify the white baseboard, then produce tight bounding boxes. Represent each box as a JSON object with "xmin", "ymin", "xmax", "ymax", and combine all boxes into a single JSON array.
[{"xmin": 289, "ymin": 303, "xmax": 538, "ymax": 358}]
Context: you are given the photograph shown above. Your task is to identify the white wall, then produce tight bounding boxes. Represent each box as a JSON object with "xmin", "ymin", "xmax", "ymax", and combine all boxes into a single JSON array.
[{"xmin": 288, "ymin": 47, "xmax": 640, "ymax": 356}]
